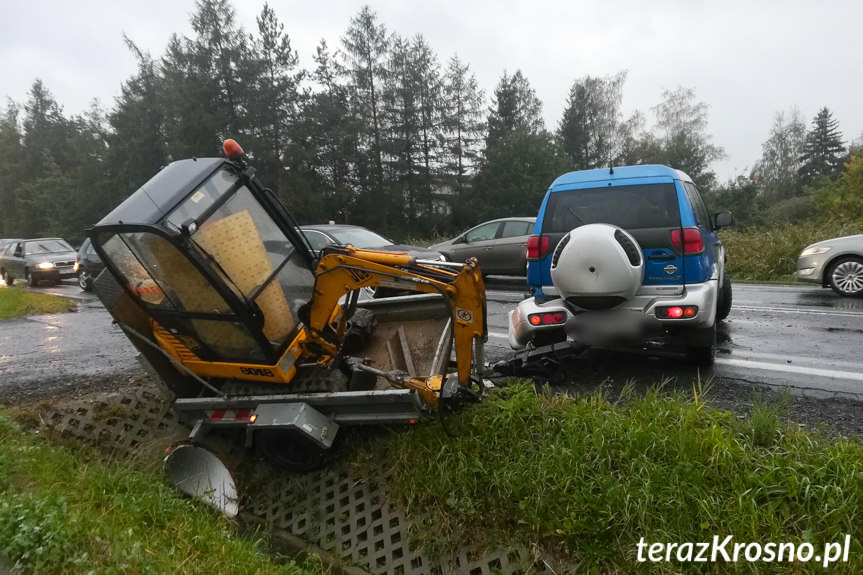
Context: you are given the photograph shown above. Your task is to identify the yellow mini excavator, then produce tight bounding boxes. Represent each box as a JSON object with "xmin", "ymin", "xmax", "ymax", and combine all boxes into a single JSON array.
[{"xmin": 88, "ymin": 140, "xmax": 488, "ymax": 514}]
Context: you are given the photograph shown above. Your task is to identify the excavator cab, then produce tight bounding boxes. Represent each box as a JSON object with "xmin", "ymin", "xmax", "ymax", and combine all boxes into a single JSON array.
[{"xmin": 90, "ymin": 153, "xmax": 323, "ymax": 377}]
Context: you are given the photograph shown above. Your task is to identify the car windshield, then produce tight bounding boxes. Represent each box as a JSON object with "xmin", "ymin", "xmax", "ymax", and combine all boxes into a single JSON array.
[
  {"xmin": 326, "ymin": 228, "xmax": 392, "ymax": 248},
  {"xmin": 24, "ymin": 240, "xmax": 73, "ymax": 255}
]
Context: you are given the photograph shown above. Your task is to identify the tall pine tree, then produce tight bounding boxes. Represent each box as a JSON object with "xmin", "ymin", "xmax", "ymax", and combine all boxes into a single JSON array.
[
  {"xmin": 798, "ymin": 107, "xmax": 845, "ymax": 186},
  {"xmin": 473, "ymin": 71, "xmax": 565, "ymax": 222}
]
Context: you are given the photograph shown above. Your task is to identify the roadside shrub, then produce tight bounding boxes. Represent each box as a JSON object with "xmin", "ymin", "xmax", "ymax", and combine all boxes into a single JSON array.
[
  {"xmin": 763, "ymin": 195, "xmax": 814, "ymax": 225},
  {"xmin": 721, "ymin": 219, "xmax": 860, "ymax": 282}
]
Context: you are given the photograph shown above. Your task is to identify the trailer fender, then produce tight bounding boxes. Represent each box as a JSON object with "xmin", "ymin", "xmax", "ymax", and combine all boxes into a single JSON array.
[{"xmin": 164, "ymin": 443, "xmax": 239, "ymax": 517}]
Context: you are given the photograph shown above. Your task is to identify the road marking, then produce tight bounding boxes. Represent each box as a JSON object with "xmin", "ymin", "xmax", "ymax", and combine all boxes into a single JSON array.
[
  {"xmin": 721, "ymin": 350, "xmax": 863, "ymax": 371},
  {"xmin": 490, "ymin": 329, "xmax": 863, "ymax": 381},
  {"xmin": 715, "ymin": 357, "xmax": 863, "ymax": 382},
  {"xmin": 733, "ymin": 304, "xmax": 863, "ymax": 318}
]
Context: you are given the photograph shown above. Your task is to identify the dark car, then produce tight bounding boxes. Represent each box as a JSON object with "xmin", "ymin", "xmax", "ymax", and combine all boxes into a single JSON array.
[
  {"xmin": 429, "ymin": 217, "xmax": 536, "ymax": 276},
  {"xmin": 299, "ymin": 224, "xmax": 444, "ymax": 262},
  {"xmin": 300, "ymin": 224, "xmax": 444, "ymax": 298},
  {"xmin": 75, "ymin": 237, "xmax": 105, "ymax": 291},
  {"xmin": 0, "ymin": 238, "xmax": 78, "ymax": 286}
]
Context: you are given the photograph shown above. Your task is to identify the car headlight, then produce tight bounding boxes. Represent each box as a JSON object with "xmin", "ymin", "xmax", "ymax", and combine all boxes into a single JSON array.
[
  {"xmin": 37, "ymin": 261, "xmax": 55, "ymax": 270},
  {"xmin": 801, "ymin": 246, "xmax": 831, "ymax": 256}
]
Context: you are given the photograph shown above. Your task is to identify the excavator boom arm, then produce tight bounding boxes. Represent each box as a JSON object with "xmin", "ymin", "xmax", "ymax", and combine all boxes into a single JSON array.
[{"xmin": 307, "ymin": 246, "xmax": 487, "ymax": 388}]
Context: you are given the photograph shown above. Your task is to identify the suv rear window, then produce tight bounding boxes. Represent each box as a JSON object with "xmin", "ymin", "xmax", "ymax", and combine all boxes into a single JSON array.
[{"xmin": 542, "ymin": 183, "xmax": 680, "ymax": 233}]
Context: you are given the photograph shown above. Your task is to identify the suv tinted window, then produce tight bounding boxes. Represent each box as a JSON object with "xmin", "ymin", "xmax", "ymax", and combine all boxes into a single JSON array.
[
  {"xmin": 683, "ymin": 182, "xmax": 711, "ymax": 229},
  {"xmin": 542, "ymin": 183, "xmax": 680, "ymax": 233}
]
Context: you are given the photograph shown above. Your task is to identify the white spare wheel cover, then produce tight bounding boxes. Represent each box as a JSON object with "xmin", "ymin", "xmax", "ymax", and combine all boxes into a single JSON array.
[{"xmin": 550, "ymin": 223, "xmax": 643, "ymax": 310}]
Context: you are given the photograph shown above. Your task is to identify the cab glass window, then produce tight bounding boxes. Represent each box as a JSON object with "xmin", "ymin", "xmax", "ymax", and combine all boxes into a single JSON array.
[
  {"xmin": 166, "ymin": 167, "xmax": 237, "ymax": 230},
  {"xmin": 102, "ymin": 233, "xmax": 232, "ymax": 314},
  {"xmin": 191, "ymin": 185, "xmax": 314, "ymax": 345}
]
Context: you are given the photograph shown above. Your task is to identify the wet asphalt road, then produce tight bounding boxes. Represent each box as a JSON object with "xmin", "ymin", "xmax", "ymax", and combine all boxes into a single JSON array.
[
  {"xmin": 482, "ymin": 281, "xmax": 863, "ymax": 399},
  {"xmin": 1, "ymin": 279, "xmax": 862, "ymax": 401},
  {"xmin": 0, "ymin": 282, "xmax": 139, "ymax": 398}
]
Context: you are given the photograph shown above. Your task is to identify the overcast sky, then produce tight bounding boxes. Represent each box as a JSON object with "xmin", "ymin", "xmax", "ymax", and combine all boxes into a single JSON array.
[{"xmin": 2, "ymin": 0, "xmax": 862, "ymax": 182}]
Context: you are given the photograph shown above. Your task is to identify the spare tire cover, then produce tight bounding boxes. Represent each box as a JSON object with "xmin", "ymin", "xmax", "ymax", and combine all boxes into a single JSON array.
[{"xmin": 550, "ymin": 223, "xmax": 643, "ymax": 310}]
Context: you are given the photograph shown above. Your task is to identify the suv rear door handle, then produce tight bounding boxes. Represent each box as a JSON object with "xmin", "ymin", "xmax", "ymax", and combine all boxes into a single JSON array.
[{"xmin": 648, "ymin": 252, "xmax": 675, "ymax": 261}]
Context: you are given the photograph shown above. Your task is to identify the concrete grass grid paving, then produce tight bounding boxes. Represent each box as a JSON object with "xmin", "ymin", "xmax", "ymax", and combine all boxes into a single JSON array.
[{"xmin": 33, "ymin": 384, "xmax": 554, "ymax": 574}]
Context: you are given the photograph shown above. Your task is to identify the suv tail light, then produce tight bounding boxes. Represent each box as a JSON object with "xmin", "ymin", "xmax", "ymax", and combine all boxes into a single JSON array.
[
  {"xmin": 527, "ymin": 235, "xmax": 550, "ymax": 261},
  {"xmin": 528, "ymin": 312, "xmax": 566, "ymax": 325},
  {"xmin": 670, "ymin": 228, "xmax": 704, "ymax": 254},
  {"xmin": 656, "ymin": 305, "xmax": 698, "ymax": 319}
]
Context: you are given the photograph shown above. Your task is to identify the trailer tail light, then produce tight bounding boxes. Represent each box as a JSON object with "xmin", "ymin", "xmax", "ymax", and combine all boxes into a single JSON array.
[
  {"xmin": 670, "ymin": 228, "xmax": 704, "ymax": 253},
  {"xmin": 655, "ymin": 305, "xmax": 698, "ymax": 319},
  {"xmin": 528, "ymin": 312, "xmax": 566, "ymax": 326},
  {"xmin": 527, "ymin": 235, "xmax": 550, "ymax": 261},
  {"xmin": 209, "ymin": 409, "xmax": 255, "ymax": 422}
]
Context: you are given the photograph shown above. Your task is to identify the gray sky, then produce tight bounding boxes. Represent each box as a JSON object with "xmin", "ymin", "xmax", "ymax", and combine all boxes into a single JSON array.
[{"xmin": 2, "ymin": 0, "xmax": 862, "ymax": 182}]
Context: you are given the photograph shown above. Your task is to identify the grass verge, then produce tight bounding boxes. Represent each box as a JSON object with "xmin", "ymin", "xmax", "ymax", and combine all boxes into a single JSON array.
[
  {"xmin": 0, "ymin": 413, "xmax": 320, "ymax": 574},
  {"xmin": 352, "ymin": 382, "xmax": 863, "ymax": 572},
  {"xmin": 0, "ymin": 288, "xmax": 75, "ymax": 319},
  {"xmin": 721, "ymin": 219, "xmax": 859, "ymax": 283}
]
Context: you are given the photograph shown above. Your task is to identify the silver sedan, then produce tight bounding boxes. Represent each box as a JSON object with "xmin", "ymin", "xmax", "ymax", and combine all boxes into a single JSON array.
[{"xmin": 796, "ymin": 234, "xmax": 863, "ymax": 296}]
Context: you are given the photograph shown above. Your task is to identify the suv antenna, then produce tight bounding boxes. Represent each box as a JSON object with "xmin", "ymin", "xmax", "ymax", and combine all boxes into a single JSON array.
[{"xmin": 609, "ymin": 165, "xmax": 614, "ymax": 175}]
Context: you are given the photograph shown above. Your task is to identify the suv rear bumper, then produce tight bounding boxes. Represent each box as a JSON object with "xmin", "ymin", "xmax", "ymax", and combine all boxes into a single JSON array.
[{"xmin": 509, "ymin": 281, "xmax": 718, "ymax": 349}]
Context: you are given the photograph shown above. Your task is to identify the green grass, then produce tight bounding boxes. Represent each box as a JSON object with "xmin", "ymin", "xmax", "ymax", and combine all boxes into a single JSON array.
[
  {"xmin": 0, "ymin": 413, "xmax": 320, "ymax": 575},
  {"xmin": 352, "ymin": 382, "xmax": 863, "ymax": 572},
  {"xmin": 0, "ymin": 288, "xmax": 75, "ymax": 319},
  {"xmin": 721, "ymin": 219, "xmax": 860, "ymax": 283}
]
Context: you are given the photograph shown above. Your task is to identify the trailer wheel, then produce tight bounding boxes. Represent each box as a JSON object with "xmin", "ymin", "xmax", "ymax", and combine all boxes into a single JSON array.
[{"xmin": 255, "ymin": 430, "xmax": 328, "ymax": 472}]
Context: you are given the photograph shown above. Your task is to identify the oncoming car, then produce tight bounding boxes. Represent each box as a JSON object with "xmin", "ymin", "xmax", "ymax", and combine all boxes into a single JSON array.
[
  {"xmin": 0, "ymin": 238, "xmax": 78, "ymax": 286},
  {"xmin": 510, "ymin": 165, "xmax": 733, "ymax": 364},
  {"xmin": 796, "ymin": 234, "xmax": 863, "ymax": 297}
]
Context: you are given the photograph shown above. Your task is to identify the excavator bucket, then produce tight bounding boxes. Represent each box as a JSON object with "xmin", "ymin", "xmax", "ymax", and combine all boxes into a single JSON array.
[{"xmin": 164, "ymin": 443, "xmax": 238, "ymax": 517}]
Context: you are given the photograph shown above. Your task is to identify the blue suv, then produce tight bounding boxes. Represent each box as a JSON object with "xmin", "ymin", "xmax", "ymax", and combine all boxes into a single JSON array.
[{"xmin": 508, "ymin": 165, "xmax": 733, "ymax": 363}]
